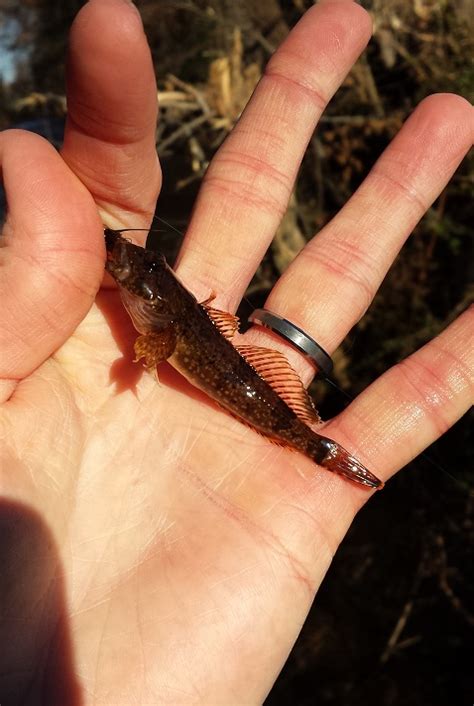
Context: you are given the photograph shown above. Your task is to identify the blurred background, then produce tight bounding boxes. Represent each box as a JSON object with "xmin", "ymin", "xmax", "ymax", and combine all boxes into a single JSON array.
[{"xmin": 0, "ymin": 0, "xmax": 472, "ymax": 703}]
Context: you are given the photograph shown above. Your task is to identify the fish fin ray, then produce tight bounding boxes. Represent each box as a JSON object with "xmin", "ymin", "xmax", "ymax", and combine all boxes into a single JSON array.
[
  {"xmin": 201, "ymin": 304, "xmax": 240, "ymax": 339},
  {"xmin": 134, "ymin": 328, "xmax": 176, "ymax": 372},
  {"xmin": 200, "ymin": 291, "xmax": 217, "ymax": 306},
  {"xmin": 235, "ymin": 344, "xmax": 322, "ymax": 426}
]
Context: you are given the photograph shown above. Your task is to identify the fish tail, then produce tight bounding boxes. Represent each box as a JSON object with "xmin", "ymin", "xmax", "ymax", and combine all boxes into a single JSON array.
[{"xmin": 307, "ymin": 434, "xmax": 384, "ymax": 490}]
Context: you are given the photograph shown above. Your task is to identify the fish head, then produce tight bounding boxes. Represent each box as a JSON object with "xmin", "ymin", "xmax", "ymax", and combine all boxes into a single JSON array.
[{"xmin": 105, "ymin": 230, "xmax": 178, "ymax": 331}]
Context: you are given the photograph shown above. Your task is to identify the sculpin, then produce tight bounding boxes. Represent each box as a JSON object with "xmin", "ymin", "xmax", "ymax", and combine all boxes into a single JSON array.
[{"xmin": 104, "ymin": 228, "xmax": 383, "ymax": 489}]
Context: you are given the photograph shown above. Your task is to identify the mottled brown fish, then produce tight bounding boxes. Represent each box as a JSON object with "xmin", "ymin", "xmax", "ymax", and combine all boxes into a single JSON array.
[{"xmin": 104, "ymin": 228, "xmax": 383, "ymax": 489}]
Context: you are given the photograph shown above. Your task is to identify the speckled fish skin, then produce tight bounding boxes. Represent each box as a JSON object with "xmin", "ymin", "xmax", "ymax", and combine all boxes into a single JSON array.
[{"xmin": 104, "ymin": 229, "xmax": 383, "ymax": 490}]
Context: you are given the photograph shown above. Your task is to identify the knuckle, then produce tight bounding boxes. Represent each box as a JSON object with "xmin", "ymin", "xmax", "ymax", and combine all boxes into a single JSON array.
[
  {"xmin": 370, "ymin": 167, "xmax": 428, "ymax": 213},
  {"xmin": 203, "ymin": 150, "xmax": 292, "ymax": 220},
  {"xmin": 391, "ymin": 349, "xmax": 471, "ymax": 436},
  {"xmin": 263, "ymin": 64, "xmax": 327, "ymax": 112},
  {"xmin": 303, "ymin": 239, "xmax": 376, "ymax": 316}
]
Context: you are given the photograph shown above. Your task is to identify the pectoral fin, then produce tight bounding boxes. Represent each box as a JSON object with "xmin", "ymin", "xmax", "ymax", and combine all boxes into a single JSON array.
[{"xmin": 134, "ymin": 327, "xmax": 177, "ymax": 372}]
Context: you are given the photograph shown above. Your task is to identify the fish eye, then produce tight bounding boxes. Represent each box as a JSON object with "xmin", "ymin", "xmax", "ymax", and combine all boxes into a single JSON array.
[{"xmin": 138, "ymin": 281, "xmax": 158, "ymax": 301}]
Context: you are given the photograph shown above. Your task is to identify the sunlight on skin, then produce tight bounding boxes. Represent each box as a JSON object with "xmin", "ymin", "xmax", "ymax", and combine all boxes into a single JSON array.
[{"xmin": 0, "ymin": 0, "xmax": 473, "ymax": 703}]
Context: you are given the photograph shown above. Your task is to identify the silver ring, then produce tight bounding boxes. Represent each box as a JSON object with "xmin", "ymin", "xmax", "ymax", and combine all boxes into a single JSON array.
[{"xmin": 248, "ymin": 308, "xmax": 333, "ymax": 377}]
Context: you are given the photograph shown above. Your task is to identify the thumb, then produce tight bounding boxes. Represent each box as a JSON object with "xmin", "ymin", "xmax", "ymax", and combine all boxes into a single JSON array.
[{"xmin": 0, "ymin": 130, "xmax": 104, "ymax": 399}]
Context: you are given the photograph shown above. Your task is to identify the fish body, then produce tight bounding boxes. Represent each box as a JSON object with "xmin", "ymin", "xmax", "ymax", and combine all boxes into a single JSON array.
[{"xmin": 104, "ymin": 228, "xmax": 383, "ymax": 489}]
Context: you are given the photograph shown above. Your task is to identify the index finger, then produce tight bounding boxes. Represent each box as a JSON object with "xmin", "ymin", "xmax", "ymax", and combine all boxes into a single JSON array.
[{"xmin": 61, "ymin": 0, "xmax": 161, "ymax": 235}]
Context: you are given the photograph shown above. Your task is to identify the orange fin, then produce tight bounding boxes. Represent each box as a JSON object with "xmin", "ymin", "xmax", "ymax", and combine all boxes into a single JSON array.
[
  {"xmin": 202, "ymin": 304, "xmax": 240, "ymax": 339},
  {"xmin": 200, "ymin": 291, "xmax": 217, "ymax": 306},
  {"xmin": 134, "ymin": 329, "xmax": 176, "ymax": 372},
  {"xmin": 235, "ymin": 344, "xmax": 322, "ymax": 426}
]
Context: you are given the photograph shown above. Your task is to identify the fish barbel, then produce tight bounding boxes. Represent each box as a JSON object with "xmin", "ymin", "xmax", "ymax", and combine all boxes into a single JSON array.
[{"xmin": 104, "ymin": 228, "xmax": 383, "ymax": 489}]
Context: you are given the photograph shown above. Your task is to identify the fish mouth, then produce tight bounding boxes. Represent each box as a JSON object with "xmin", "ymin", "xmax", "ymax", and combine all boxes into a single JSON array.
[{"xmin": 322, "ymin": 443, "xmax": 384, "ymax": 489}]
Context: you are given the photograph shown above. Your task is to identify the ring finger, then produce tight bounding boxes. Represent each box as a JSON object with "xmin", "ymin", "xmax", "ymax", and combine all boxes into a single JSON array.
[{"xmin": 245, "ymin": 92, "xmax": 473, "ymax": 383}]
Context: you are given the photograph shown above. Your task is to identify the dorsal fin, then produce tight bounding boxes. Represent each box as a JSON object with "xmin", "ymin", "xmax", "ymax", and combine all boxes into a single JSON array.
[
  {"xmin": 202, "ymin": 304, "xmax": 240, "ymax": 339},
  {"xmin": 235, "ymin": 344, "xmax": 322, "ymax": 426}
]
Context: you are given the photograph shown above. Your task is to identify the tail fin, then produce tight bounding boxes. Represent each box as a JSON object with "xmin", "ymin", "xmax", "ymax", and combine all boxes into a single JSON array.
[{"xmin": 308, "ymin": 435, "xmax": 384, "ymax": 490}]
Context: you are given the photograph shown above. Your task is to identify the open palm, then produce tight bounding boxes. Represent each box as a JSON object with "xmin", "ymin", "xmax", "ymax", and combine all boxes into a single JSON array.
[{"xmin": 1, "ymin": 1, "xmax": 472, "ymax": 704}]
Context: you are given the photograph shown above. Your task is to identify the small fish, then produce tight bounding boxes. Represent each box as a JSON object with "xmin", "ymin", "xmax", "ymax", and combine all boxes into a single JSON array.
[{"xmin": 104, "ymin": 228, "xmax": 383, "ymax": 489}]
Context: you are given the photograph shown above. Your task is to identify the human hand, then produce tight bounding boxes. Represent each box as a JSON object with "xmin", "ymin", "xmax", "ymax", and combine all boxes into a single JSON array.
[{"xmin": 1, "ymin": 0, "xmax": 472, "ymax": 703}]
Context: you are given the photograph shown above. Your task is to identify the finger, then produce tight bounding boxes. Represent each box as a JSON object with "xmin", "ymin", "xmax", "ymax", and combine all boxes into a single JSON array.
[
  {"xmin": 250, "ymin": 306, "xmax": 473, "ymax": 623},
  {"xmin": 325, "ymin": 305, "xmax": 473, "ymax": 494},
  {"xmin": 62, "ymin": 0, "xmax": 160, "ymax": 237},
  {"xmin": 176, "ymin": 1, "xmax": 373, "ymax": 301},
  {"xmin": 0, "ymin": 130, "xmax": 104, "ymax": 395},
  {"xmin": 247, "ymin": 93, "xmax": 474, "ymax": 380}
]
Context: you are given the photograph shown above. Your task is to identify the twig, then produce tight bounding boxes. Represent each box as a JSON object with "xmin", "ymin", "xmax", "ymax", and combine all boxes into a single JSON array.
[
  {"xmin": 380, "ymin": 599, "xmax": 415, "ymax": 664},
  {"xmin": 158, "ymin": 113, "xmax": 213, "ymax": 153},
  {"xmin": 157, "ymin": 90, "xmax": 193, "ymax": 106},
  {"xmin": 319, "ymin": 115, "xmax": 381, "ymax": 125},
  {"xmin": 250, "ymin": 30, "xmax": 276, "ymax": 55},
  {"xmin": 436, "ymin": 534, "xmax": 474, "ymax": 628},
  {"xmin": 166, "ymin": 74, "xmax": 212, "ymax": 115},
  {"xmin": 380, "ymin": 556, "xmax": 425, "ymax": 664},
  {"xmin": 357, "ymin": 55, "xmax": 385, "ymax": 118},
  {"xmin": 390, "ymin": 37, "xmax": 429, "ymax": 81}
]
